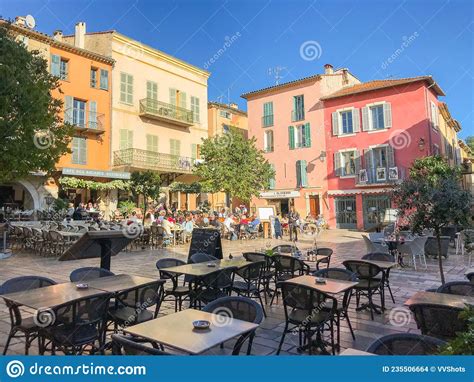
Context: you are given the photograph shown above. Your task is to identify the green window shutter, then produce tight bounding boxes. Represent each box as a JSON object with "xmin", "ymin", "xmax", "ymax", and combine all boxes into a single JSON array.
[
  {"xmin": 146, "ymin": 135, "xmax": 158, "ymax": 152},
  {"xmin": 51, "ymin": 54, "xmax": 60, "ymax": 76},
  {"xmin": 304, "ymin": 123, "xmax": 311, "ymax": 147},
  {"xmin": 88, "ymin": 101, "xmax": 97, "ymax": 129},
  {"xmin": 64, "ymin": 96, "xmax": 73, "ymax": 124},
  {"xmin": 296, "ymin": 161, "xmax": 301, "ymax": 187},
  {"xmin": 288, "ymin": 126, "xmax": 295, "ymax": 149},
  {"xmin": 332, "ymin": 112, "xmax": 339, "ymax": 136},
  {"xmin": 334, "ymin": 152, "xmax": 342, "ymax": 177},
  {"xmin": 300, "ymin": 160, "xmax": 308, "ymax": 187},
  {"xmin": 191, "ymin": 143, "xmax": 197, "ymax": 159},
  {"xmin": 72, "ymin": 138, "xmax": 79, "ymax": 164},
  {"xmin": 179, "ymin": 92, "xmax": 187, "ymax": 109},
  {"xmin": 100, "ymin": 69, "xmax": 109, "ymax": 90},
  {"xmin": 120, "ymin": 129, "xmax": 133, "ymax": 150},
  {"xmin": 127, "ymin": 74, "xmax": 133, "ymax": 104},
  {"xmin": 383, "ymin": 103, "xmax": 392, "ymax": 128},
  {"xmin": 352, "ymin": 108, "xmax": 361, "ymax": 132},
  {"xmin": 147, "ymin": 81, "xmax": 157, "ymax": 100},
  {"xmin": 169, "ymin": 88, "xmax": 177, "ymax": 105},
  {"xmin": 79, "ymin": 138, "xmax": 87, "ymax": 164},
  {"xmin": 362, "ymin": 107, "xmax": 370, "ymax": 131}
]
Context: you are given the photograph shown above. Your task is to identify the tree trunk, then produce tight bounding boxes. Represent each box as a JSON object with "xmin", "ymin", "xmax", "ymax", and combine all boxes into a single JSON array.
[
  {"xmin": 436, "ymin": 231, "xmax": 446, "ymax": 285},
  {"xmin": 142, "ymin": 198, "xmax": 147, "ymax": 224}
]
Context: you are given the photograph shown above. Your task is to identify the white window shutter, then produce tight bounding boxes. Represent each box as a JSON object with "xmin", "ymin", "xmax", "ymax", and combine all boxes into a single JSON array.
[
  {"xmin": 387, "ymin": 145, "xmax": 395, "ymax": 168},
  {"xmin": 88, "ymin": 101, "xmax": 97, "ymax": 129},
  {"xmin": 332, "ymin": 112, "xmax": 339, "ymax": 136},
  {"xmin": 352, "ymin": 108, "xmax": 360, "ymax": 132},
  {"xmin": 362, "ymin": 107, "xmax": 370, "ymax": 131},
  {"xmin": 64, "ymin": 96, "xmax": 73, "ymax": 124},
  {"xmin": 383, "ymin": 103, "xmax": 392, "ymax": 128},
  {"xmin": 334, "ymin": 152, "xmax": 342, "ymax": 177}
]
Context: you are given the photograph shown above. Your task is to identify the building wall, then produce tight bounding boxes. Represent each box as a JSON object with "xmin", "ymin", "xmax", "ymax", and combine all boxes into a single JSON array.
[
  {"xmin": 438, "ymin": 107, "xmax": 461, "ymax": 166},
  {"xmin": 208, "ymin": 104, "xmax": 248, "ymax": 137},
  {"xmin": 323, "ymin": 82, "xmax": 442, "ymax": 229}
]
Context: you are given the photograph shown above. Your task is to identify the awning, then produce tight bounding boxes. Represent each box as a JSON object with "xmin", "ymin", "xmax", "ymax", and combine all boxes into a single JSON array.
[
  {"xmin": 259, "ymin": 190, "xmax": 301, "ymax": 199},
  {"xmin": 327, "ymin": 188, "xmax": 391, "ymax": 196},
  {"xmin": 62, "ymin": 168, "xmax": 131, "ymax": 180}
]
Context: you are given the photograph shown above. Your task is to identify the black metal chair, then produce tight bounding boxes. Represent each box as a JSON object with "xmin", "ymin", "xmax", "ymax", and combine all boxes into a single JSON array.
[
  {"xmin": 270, "ymin": 254, "xmax": 310, "ymax": 306},
  {"xmin": 203, "ymin": 296, "xmax": 263, "ymax": 355},
  {"xmin": 313, "ymin": 268, "xmax": 357, "ymax": 349},
  {"xmin": 409, "ymin": 303, "xmax": 468, "ymax": 340},
  {"xmin": 69, "ymin": 267, "xmax": 115, "ymax": 282},
  {"xmin": 0, "ymin": 276, "xmax": 57, "ymax": 354},
  {"xmin": 190, "ymin": 252, "xmax": 218, "ymax": 263},
  {"xmin": 39, "ymin": 293, "xmax": 112, "ymax": 355},
  {"xmin": 366, "ymin": 333, "xmax": 446, "ymax": 355},
  {"xmin": 312, "ymin": 248, "xmax": 333, "ymax": 270},
  {"xmin": 277, "ymin": 282, "xmax": 337, "ymax": 355},
  {"xmin": 467, "ymin": 271, "xmax": 474, "ymax": 283},
  {"xmin": 108, "ymin": 280, "xmax": 165, "ymax": 331},
  {"xmin": 343, "ymin": 260, "xmax": 383, "ymax": 320},
  {"xmin": 111, "ymin": 334, "xmax": 170, "ymax": 355},
  {"xmin": 243, "ymin": 252, "xmax": 274, "ymax": 303},
  {"xmin": 156, "ymin": 258, "xmax": 190, "ymax": 312},
  {"xmin": 189, "ymin": 268, "xmax": 236, "ymax": 308},
  {"xmin": 231, "ymin": 261, "xmax": 267, "ymax": 317},
  {"xmin": 362, "ymin": 252, "xmax": 396, "ymax": 304},
  {"xmin": 436, "ymin": 281, "xmax": 474, "ymax": 296}
]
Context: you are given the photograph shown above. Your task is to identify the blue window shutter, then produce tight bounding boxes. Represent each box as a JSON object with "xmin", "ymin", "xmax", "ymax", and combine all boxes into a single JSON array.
[
  {"xmin": 304, "ymin": 123, "xmax": 311, "ymax": 147},
  {"xmin": 100, "ymin": 69, "xmax": 109, "ymax": 90},
  {"xmin": 51, "ymin": 54, "xmax": 60, "ymax": 76},
  {"xmin": 288, "ymin": 126, "xmax": 295, "ymax": 149},
  {"xmin": 89, "ymin": 101, "xmax": 97, "ymax": 129},
  {"xmin": 300, "ymin": 160, "xmax": 307, "ymax": 187},
  {"xmin": 296, "ymin": 160, "xmax": 301, "ymax": 187},
  {"xmin": 64, "ymin": 96, "xmax": 73, "ymax": 124}
]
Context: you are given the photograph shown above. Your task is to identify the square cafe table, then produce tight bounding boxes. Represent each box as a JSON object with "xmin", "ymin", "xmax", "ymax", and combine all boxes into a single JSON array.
[
  {"xmin": 361, "ymin": 259, "xmax": 398, "ymax": 311},
  {"xmin": 404, "ymin": 291, "xmax": 474, "ymax": 309},
  {"xmin": 124, "ymin": 308, "xmax": 259, "ymax": 354},
  {"xmin": 86, "ymin": 274, "xmax": 162, "ymax": 293},
  {"xmin": 164, "ymin": 258, "xmax": 250, "ymax": 277},
  {"xmin": 0, "ymin": 282, "xmax": 106, "ymax": 310},
  {"xmin": 285, "ymin": 275, "xmax": 358, "ymax": 295}
]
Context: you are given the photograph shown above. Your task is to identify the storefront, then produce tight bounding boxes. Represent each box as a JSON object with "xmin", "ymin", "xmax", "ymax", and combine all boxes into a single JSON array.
[{"xmin": 258, "ymin": 190, "xmax": 301, "ymax": 216}]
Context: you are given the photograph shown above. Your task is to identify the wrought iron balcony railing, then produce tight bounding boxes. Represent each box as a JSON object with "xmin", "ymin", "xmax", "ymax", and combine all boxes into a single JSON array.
[
  {"xmin": 262, "ymin": 115, "xmax": 274, "ymax": 127},
  {"xmin": 356, "ymin": 166, "xmax": 406, "ymax": 186},
  {"xmin": 113, "ymin": 148, "xmax": 196, "ymax": 173},
  {"xmin": 139, "ymin": 98, "xmax": 194, "ymax": 126},
  {"xmin": 67, "ymin": 109, "xmax": 105, "ymax": 134}
]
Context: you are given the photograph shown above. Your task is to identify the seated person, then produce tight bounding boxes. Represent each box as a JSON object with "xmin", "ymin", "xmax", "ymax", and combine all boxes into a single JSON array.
[
  {"xmin": 208, "ymin": 214, "xmax": 221, "ymax": 229},
  {"xmin": 224, "ymin": 214, "xmax": 237, "ymax": 240}
]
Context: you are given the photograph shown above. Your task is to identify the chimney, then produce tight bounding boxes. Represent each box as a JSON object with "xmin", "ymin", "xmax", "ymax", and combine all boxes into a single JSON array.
[
  {"xmin": 229, "ymin": 103, "xmax": 238, "ymax": 110},
  {"xmin": 74, "ymin": 22, "xmax": 86, "ymax": 49},
  {"xmin": 324, "ymin": 64, "xmax": 334, "ymax": 75},
  {"xmin": 53, "ymin": 30, "xmax": 63, "ymax": 42}
]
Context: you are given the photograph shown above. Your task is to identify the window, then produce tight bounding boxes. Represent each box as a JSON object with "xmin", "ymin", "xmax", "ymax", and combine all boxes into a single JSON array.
[
  {"xmin": 430, "ymin": 101, "xmax": 439, "ymax": 130},
  {"xmin": 219, "ymin": 110, "xmax": 231, "ymax": 119},
  {"xmin": 288, "ymin": 123, "xmax": 311, "ymax": 149},
  {"xmin": 90, "ymin": 68, "xmax": 98, "ymax": 88},
  {"xmin": 296, "ymin": 160, "xmax": 308, "ymax": 187},
  {"xmin": 264, "ymin": 130, "xmax": 274, "ymax": 152},
  {"xmin": 341, "ymin": 111, "xmax": 353, "ymax": 134},
  {"xmin": 223, "ymin": 124, "xmax": 230, "ymax": 134},
  {"xmin": 292, "ymin": 95, "xmax": 305, "ymax": 122},
  {"xmin": 72, "ymin": 99, "xmax": 86, "ymax": 128},
  {"xmin": 146, "ymin": 134, "xmax": 159, "ymax": 152},
  {"xmin": 119, "ymin": 129, "xmax": 133, "ymax": 150},
  {"xmin": 147, "ymin": 81, "xmax": 158, "ymax": 100},
  {"xmin": 370, "ymin": 105, "xmax": 385, "ymax": 130},
  {"xmin": 372, "ymin": 147, "xmax": 387, "ymax": 168},
  {"xmin": 51, "ymin": 54, "xmax": 68, "ymax": 80},
  {"xmin": 263, "ymin": 102, "xmax": 274, "ymax": 127},
  {"xmin": 170, "ymin": 139, "xmax": 181, "ymax": 157},
  {"xmin": 191, "ymin": 96, "xmax": 200, "ymax": 122},
  {"xmin": 120, "ymin": 72, "xmax": 133, "ymax": 104},
  {"xmin": 100, "ymin": 69, "xmax": 109, "ymax": 90},
  {"xmin": 72, "ymin": 137, "xmax": 87, "ymax": 164},
  {"xmin": 341, "ymin": 151, "xmax": 356, "ymax": 176}
]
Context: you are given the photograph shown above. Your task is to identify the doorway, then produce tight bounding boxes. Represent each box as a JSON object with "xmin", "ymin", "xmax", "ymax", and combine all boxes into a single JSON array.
[
  {"xmin": 309, "ymin": 195, "xmax": 320, "ymax": 217},
  {"xmin": 334, "ymin": 196, "xmax": 357, "ymax": 229},
  {"xmin": 363, "ymin": 194, "xmax": 391, "ymax": 231}
]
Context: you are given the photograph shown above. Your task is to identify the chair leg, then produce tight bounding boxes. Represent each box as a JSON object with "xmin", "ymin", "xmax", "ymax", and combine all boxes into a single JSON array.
[
  {"xmin": 276, "ymin": 323, "xmax": 288, "ymax": 355},
  {"xmin": 386, "ymin": 283, "xmax": 395, "ymax": 304},
  {"xmin": 345, "ymin": 311, "xmax": 356, "ymax": 340},
  {"xmin": 257, "ymin": 293, "xmax": 267, "ymax": 318},
  {"xmin": 3, "ymin": 329, "xmax": 14, "ymax": 355},
  {"xmin": 246, "ymin": 333, "xmax": 255, "ymax": 355}
]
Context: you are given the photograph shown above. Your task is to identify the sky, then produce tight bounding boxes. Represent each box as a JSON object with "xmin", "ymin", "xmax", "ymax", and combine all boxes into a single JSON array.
[{"xmin": 2, "ymin": 0, "xmax": 473, "ymax": 138}]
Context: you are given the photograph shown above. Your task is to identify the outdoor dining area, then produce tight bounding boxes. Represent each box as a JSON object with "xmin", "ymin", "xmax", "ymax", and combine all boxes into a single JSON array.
[{"xmin": 0, "ymin": 226, "xmax": 472, "ymax": 357}]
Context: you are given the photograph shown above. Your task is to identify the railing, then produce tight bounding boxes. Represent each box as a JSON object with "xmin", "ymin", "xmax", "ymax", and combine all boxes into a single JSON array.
[
  {"xmin": 291, "ymin": 110, "xmax": 305, "ymax": 122},
  {"xmin": 356, "ymin": 166, "xmax": 406, "ymax": 185},
  {"xmin": 262, "ymin": 115, "xmax": 274, "ymax": 127},
  {"xmin": 139, "ymin": 98, "xmax": 194, "ymax": 125},
  {"xmin": 113, "ymin": 148, "xmax": 196, "ymax": 173},
  {"xmin": 67, "ymin": 109, "xmax": 105, "ymax": 132}
]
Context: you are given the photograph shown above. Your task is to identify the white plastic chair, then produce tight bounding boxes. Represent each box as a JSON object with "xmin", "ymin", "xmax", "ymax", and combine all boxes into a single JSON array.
[
  {"xmin": 398, "ymin": 236, "xmax": 428, "ymax": 270},
  {"xmin": 362, "ymin": 234, "xmax": 389, "ymax": 254}
]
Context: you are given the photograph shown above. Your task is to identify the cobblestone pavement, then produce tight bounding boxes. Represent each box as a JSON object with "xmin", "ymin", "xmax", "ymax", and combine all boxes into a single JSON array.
[{"xmin": 0, "ymin": 229, "xmax": 470, "ymax": 355}]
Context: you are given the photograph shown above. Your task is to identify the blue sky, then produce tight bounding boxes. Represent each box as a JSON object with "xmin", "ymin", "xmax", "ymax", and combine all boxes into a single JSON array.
[{"xmin": 2, "ymin": 0, "xmax": 473, "ymax": 138}]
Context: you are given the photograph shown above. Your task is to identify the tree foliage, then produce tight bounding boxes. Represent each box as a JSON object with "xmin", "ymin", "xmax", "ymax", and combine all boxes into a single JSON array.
[
  {"xmin": 130, "ymin": 171, "xmax": 161, "ymax": 220},
  {"xmin": 392, "ymin": 156, "xmax": 471, "ymax": 284},
  {"xmin": 59, "ymin": 177, "xmax": 131, "ymax": 191},
  {"xmin": 0, "ymin": 25, "xmax": 73, "ymax": 182},
  {"xmin": 193, "ymin": 128, "xmax": 275, "ymax": 202},
  {"xmin": 465, "ymin": 136, "xmax": 474, "ymax": 153}
]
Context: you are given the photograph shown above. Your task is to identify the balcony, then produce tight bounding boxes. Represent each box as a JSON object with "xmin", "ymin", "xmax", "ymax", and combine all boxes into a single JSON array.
[
  {"xmin": 356, "ymin": 166, "xmax": 406, "ymax": 186},
  {"xmin": 291, "ymin": 110, "xmax": 305, "ymax": 122},
  {"xmin": 139, "ymin": 98, "xmax": 194, "ymax": 127},
  {"xmin": 262, "ymin": 115, "xmax": 274, "ymax": 127},
  {"xmin": 113, "ymin": 148, "xmax": 196, "ymax": 174},
  {"xmin": 68, "ymin": 111, "xmax": 105, "ymax": 135}
]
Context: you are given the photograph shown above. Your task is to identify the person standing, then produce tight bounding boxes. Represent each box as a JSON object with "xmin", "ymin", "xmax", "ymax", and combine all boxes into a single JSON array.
[{"xmin": 288, "ymin": 208, "xmax": 300, "ymax": 242}]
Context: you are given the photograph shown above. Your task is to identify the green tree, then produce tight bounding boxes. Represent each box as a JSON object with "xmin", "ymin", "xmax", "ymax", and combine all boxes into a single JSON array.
[
  {"xmin": 392, "ymin": 156, "xmax": 471, "ymax": 284},
  {"xmin": 130, "ymin": 171, "xmax": 161, "ymax": 222},
  {"xmin": 465, "ymin": 136, "xmax": 474, "ymax": 153},
  {"xmin": 0, "ymin": 25, "xmax": 73, "ymax": 182},
  {"xmin": 194, "ymin": 128, "xmax": 275, "ymax": 203}
]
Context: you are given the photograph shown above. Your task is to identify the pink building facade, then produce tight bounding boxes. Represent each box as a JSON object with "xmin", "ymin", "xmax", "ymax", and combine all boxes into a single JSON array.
[
  {"xmin": 242, "ymin": 65, "xmax": 360, "ymax": 218},
  {"xmin": 322, "ymin": 77, "xmax": 445, "ymax": 230}
]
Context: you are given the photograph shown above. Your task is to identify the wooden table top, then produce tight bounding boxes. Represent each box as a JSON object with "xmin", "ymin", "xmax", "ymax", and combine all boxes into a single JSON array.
[
  {"xmin": 340, "ymin": 348, "xmax": 374, "ymax": 356},
  {"xmin": 285, "ymin": 275, "xmax": 358, "ymax": 294},
  {"xmin": 86, "ymin": 274, "xmax": 163, "ymax": 293},
  {"xmin": 165, "ymin": 258, "xmax": 249, "ymax": 277},
  {"xmin": 404, "ymin": 291, "xmax": 474, "ymax": 309},
  {"xmin": 124, "ymin": 308, "xmax": 259, "ymax": 354},
  {"xmin": 362, "ymin": 260, "xmax": 398, "ymax": 270},
  {"xmin": 0, "ymin": 282, "xmax": 106, "ymax": 309}
]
